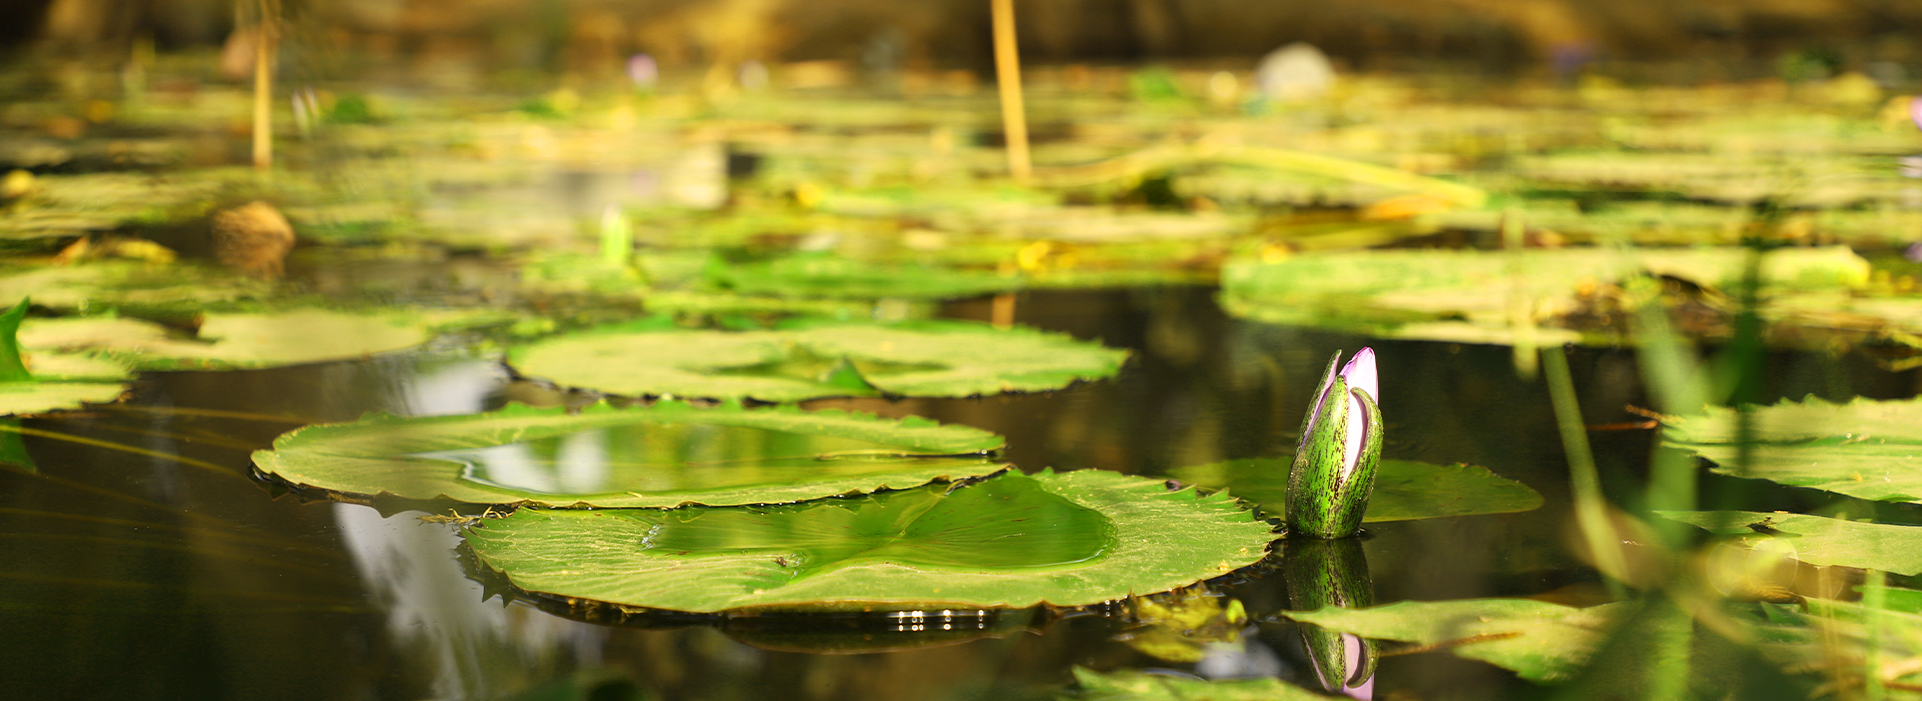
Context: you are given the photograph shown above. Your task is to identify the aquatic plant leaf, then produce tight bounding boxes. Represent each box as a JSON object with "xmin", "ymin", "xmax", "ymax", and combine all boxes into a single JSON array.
[
  {"xmin": 1169, "ymin": 457, "xmax": 1541, "ymax": 523},
  {"xmin": 0, "ymin": 298, "xmax": 32, "ymax": 382},
  {"xmin": 462, "ymin": 470, "xmax": 1276, "ymax": 612},
  {"xmin": 1284, "ymin": 599, "xmax": 1627, "ymax": 683},
  {"xmin": 710, "ymin": 254, "xmax": 1021, "ymax": 300},
  {"xmin": 1655, "ymin": 511, "xmax": 1922, "ymax": 575},
  {"xmin": 1063, "ymin": 667, "xmax": 1326, "ymax": 700},
  {"xmin": 254, "ymin": 400, "xmax": 1007, "ymax": 508},
  {"xmin": 1664, "ymin": 396, "xmax": 1922, "ymax": 504},
  {"xmin": 18, "ymin": 310, "xmax": 432, "ymax": 370},
  {"xmin": 508, "ymin": 319, "xmax": 1129, "ymax": 402},
  {"xmin": 0, "ymin": 261, "xmax": 269, "ymax": 310},
  {"xmin": 0, "ymin": 381, "xmax": 125, "ymax": 416},
  {"xmin": 1220, "ymin": 246, "xmax": 1868, "ymax": 344},
  {"xmin": 0, "ymin": 298, "xmax": 128, "ymax": 415}
]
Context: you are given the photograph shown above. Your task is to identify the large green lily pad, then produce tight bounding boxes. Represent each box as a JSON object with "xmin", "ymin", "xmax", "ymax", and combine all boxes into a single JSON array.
[
  {"xmin": 18, "ymin": 309, "xmax": 433, "ymax": 370},
  {"xmin": 462, "ymin": 469, "xmax": 1275, "ymax": 612},
  {"xmin": 1656, "ymin": 511, "xmax": 1922, "ymax": 575},
  {"xmin": 1169, "ymin": 457, "xmax": 1541, "ymax": 523},
  {"xmin": 253, "ymin": 400, "xmax": 1007, "ymax": 508},
  {"xmin": 1284, "ymin": 599, "xmax": 1626, "ymax": 683},
  {"xmin": 507, "ymin": 319, "xmax": 1129, "ymax": 402},
  {"xmin": 1664, "ymin": 396, "xmax": 1922, "ymax": 504}
]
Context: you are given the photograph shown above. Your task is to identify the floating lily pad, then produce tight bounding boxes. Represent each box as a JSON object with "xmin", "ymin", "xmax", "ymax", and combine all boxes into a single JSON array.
[
  {"xmin": 1169, "ymin": 457, "xmax": 1541, "ymax": 523},
  {"xmin": 1063, "ymin": 667, "xmax": 1326, "ymax": 700},
  {"xmin": 0, "ymin": 298, "xmax": 125, "ymax": 416},
  {"xmin": 508, "ymin": 319, "xmax": 1129, "ymax": 402},
  {"xmin": 1664, "ymin": 396, "xmax": 1922, "ymax": 504},
  {"xmin": 0, "ymin": 261, "xmax": 270, "ymax": 311},
  {"xmin": 18, "ymin": 309, "xmax": 433, "ymax": 370},
  {"xmin": 1656, "ymin": 511, "xmax": 1922, "ymax": 575},
  {"xmin": 1219, "ymin": 246, "xmax": 1868, "ymax": 343},
  {"xmin": 462, "ymin": 469, "xmax": 1274, "ymax": 612},
  {"xmin": 254, "ymin": 400, "xmax": 1006, "ymax": 508},
  {"xmin": 1284, "ymin": 599, "xmax": 1626, "ymax": 683},
  {"xmin": 709, "ymin": 254, "xmax": 1021, "ymax": 300}
]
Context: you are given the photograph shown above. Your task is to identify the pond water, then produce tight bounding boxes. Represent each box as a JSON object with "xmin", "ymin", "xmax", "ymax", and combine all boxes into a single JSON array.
[{"xmin": 5, "ymin": 282, "xmax": 1911, "ymax": 700}]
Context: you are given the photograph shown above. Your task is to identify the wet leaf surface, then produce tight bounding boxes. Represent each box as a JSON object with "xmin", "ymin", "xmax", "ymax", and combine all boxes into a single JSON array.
[{"xmin": 1656, "ymin": 510, "xmax": 1922, "ymax": 574}]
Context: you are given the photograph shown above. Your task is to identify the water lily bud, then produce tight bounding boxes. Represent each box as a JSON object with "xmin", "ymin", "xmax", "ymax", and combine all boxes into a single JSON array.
[{"xmin": 1287, "ymin": 348, "xmax": 1384, "ymax": 538}]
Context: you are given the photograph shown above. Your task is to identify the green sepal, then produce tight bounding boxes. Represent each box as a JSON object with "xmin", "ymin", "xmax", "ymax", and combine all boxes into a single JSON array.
[{"xmin": 1286, "ymin": 383, "xmax": 1382, "ymax": 538}]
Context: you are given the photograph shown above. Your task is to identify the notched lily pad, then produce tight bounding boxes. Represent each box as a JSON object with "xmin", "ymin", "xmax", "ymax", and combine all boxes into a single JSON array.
[
  {"xmin": 1169, "ymin": 457, "xmax": 1541, "ymax": 523},
  {"xmin": 253, "ymin": 400, "xmax": 1008, "ymax": 508},
  {"xmin": 507, "ymin": 319, "xmax": 1130, "ymax": 402},
  {"xmin": 461, "ymin": 469, "xmax": 1277, "ymax": 612},
  {"xmin": 1664, "ymin": 396, "xmax": 1922, "ymax": 504}
]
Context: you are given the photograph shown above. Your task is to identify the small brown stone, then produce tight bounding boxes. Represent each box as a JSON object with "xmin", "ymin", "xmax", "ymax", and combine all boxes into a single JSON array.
[{"xmin": 211, "ymin": 201, "xmax": 295, "ymax": 278}]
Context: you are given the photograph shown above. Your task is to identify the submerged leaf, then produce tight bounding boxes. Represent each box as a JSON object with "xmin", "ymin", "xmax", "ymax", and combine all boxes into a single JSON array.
[
  {"xmin": 1284, "ymin": 599, "xmax": 1626, "ymax": 682},
  {"xmin": 508, "ymin": 319, "xmax": 1129, "ymax": 402},
  {"xmin": 462, "ymin": 470, "xmax": 1276, "ymax": 612},
  {"xmin": 253, "ymin": 400, "xmax": 1007, "ymax": 508},
  {"xmin": 1169, "ymin": 457, "xmax": 1541, "ymax": 523},
  {"xmin": 1665, "ymin": 396, "xmax": 1922, "ymax": 504}
]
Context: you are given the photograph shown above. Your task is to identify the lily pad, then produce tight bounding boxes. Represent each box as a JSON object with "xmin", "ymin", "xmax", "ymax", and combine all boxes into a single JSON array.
[
  {"xmin": 1063, "ymin": 667, "xmax": 1326, "ymax": 701},
  {"xmin": 0, "ymin": 298, "xmax": 126, "ymax": 416},
  {"xmin": 1656, "ymin": 511, "xmax": 1922, "ymax": 575},
  {"xmin": 1169, "ymin": 457, "xmax": 1541, "ymax": 523},
  {"xmin": 1219, "ymin": 246, "xmax": 1869, "ymax": 343},
  {"xmin": 0, "ymin": 261, "xmax": 270, "ymax": 311},
  {"xmin": 1664, "ymin": 396, "xmax": 1922, "ymax": 504},
  {"xmin": 253, "ymin": 400, "xmax": 1007, "ymax": 508},
  {"xmin": 508, "ymin": 319, "xmax": 1129, "ymax": 402},
  {"xmin": 1284, "ymin": 599, "xmax": 1626, "ymax": 683},
  {"xmin": 462, "ymin": 469, "xmax": 1274, "ymax": 612},
  {"xmin": 18, "ymin": 309, "xmax": 433, "ymax": 370},
  {"xmin": 709, "ymin": 254, "xmax": 1021, "ymax": 300}
]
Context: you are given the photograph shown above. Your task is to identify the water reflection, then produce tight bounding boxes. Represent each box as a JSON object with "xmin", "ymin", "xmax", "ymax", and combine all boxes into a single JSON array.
[{"xmin": 1283, "ymin": 538, "xmax": 1377, "ymax": 699}]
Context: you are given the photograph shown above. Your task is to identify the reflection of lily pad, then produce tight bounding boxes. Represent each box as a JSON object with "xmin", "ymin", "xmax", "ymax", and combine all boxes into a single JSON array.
[
  {"xmin": 19, "ymin": 309, "xmax": 433, "ymax": 370},
  {"xmin": 253, "ymin": 400, "xmax": 1007, "ymax": 508},
  {"xmin": 462, "ymin": 469, "xmax": 1275, "ymax": 612},
  {"xmin": 508, "ymin": 319, "xmax": 1129, "ymax": 402},
  {"xmin": 1656, "ymin": 511, "xmax": 1922, "ymax": 575},
  {"xmin": 1664, "ymin": 397, "xmax": 1922, "ymax": 504},
  {"xmin": 1285, "ymin": 599, "xmax": 1626, "ymax": 683},
  {"xmin": 1169, "ymin": 457, "xmax": 1541, "ymax": 523},
  {"xmin": 1063, "ymin": 667, "xmax": 1325, "ymax": 700}
]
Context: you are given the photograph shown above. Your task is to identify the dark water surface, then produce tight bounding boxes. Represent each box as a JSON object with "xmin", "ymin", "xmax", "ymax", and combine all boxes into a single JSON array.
[{"xmin": 2, "ymin": 285, "xmax": 1912, "ymax": 700}]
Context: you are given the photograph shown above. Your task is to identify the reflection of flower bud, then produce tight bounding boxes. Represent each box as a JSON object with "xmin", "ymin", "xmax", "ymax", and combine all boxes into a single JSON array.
[
  {"xmin": 1287, "ymin": 349, "xmax": 1382, "ymax": 539},
  {"xmin": 1283, "ymin": 537, "xmax": 1376, "ymax": 700}
]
